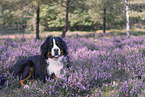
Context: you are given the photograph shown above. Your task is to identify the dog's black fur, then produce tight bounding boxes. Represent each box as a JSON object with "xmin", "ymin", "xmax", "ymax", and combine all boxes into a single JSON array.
[{"xmin": 10, "ymin": 37, "xmax": 70, "ymax": 87}]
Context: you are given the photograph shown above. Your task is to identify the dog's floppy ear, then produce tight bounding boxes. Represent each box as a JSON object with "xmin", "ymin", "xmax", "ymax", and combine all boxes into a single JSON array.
[
  {"xmin": 58, "ymin": 37, "xmax": 68, "ymax": 56},
  {"xmin": 41, "ymin": 37, "xmax": 51, "ymax": 58},
  {"xmin": 62, "ymin": 40, "xmax": 68, "ymax": 56}
]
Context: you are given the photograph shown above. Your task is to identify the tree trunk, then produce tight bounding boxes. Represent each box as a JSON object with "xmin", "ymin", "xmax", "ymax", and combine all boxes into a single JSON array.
[
  {"xmin": 103, "ymin": 8, "xmax": 106, "ymax": 34},
  {"xmin": 120, "ymin": 7, "xmax": 123, "ymax": 29},
  {"xmin": 2, "ymin": 8, "xmax": 5, "ymax": 25},
  {"xmin": 125, "ymin": 0, "xmax": 130, "ymax": 37},
  {"xmin": 36, "ymin": 2, "xmax": 40, "ymax": 39},
  {"xmin": 18, "ymin": 16, "xmax": 20, "ymax": 32},
  {"xmin": 61, "ymin": 0, "xmax": 70, "ymax": 38}
]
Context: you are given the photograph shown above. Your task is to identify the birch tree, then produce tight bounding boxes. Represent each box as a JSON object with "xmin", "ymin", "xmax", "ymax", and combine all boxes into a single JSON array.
[{"xmin": 125, "ymin": 0, "xmax": 130, "ymax": 37}]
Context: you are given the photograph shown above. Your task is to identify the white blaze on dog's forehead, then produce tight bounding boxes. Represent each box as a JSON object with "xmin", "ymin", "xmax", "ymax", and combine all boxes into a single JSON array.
[
  {"xmin": 51, "ymin": 38, "xmax": 61, "ymax": 56},
  {"xmin": 53, "ymin": 39, "xmax": 58, "ymax": 48}
]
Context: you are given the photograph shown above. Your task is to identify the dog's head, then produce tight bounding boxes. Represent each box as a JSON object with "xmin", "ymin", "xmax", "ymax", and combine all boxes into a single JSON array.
[{"xmin": 41, "ymin": 37, "xmax": 68, "ymax": 59}]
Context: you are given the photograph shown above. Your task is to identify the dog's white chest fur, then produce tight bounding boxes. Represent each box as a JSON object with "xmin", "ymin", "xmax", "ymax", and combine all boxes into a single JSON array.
[{"xmin": 46, "ymin": 56, "xmax": 65, "ymax": 78}]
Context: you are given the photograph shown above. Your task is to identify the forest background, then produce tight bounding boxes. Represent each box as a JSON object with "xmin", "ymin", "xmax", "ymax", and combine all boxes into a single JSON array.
[{"xmin": 0, "ymin": 0, "xmax": 145, "ymax": 38}]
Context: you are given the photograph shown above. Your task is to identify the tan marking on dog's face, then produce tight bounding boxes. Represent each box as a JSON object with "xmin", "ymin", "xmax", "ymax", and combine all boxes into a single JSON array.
[
  {"xmin": 47, "ymin": 52, "xmax": 51, "ymax": 58},
  {"xmin": 61, "ymin": 50, "xmax": 64, "ymax": 55}
]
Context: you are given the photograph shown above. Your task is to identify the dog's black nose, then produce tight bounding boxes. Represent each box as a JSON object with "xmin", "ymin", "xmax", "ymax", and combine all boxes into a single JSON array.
[{"xmin": 54, "ymin": 49, "xmax": 59, "ymax": 55}]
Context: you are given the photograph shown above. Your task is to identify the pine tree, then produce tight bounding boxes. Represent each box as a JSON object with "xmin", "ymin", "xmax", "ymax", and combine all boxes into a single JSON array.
[{"xmin": 61, "ymin": 0, "xmax": 71, "ymax": 38}]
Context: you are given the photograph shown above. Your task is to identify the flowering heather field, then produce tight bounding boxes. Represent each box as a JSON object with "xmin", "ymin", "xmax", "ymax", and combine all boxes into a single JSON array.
[{"xmin": 0, "ymin": 35, "xmax": 145, "ymax": 96}]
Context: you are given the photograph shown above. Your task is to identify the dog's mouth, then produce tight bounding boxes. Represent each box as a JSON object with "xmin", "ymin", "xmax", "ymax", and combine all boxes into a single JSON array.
[
  {"xmin": 47, "ymin": 52, "xmax": 61, "ymax": 59},
  {"xmin": 53, "ymin": 55, "xmax": 59, "ymax": 58},
  {"xmin": 51, "ymin": 55, "xmax": 60, "ymax": 59}
]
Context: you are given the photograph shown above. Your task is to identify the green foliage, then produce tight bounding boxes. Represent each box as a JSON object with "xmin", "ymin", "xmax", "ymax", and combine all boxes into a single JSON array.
[
  {"xmin": 40, "ymin": 4, "xmax": 65, "ymax": 28},
  {"xmin": 0, "ymin": 0, "xmax": 145, "ymax": 31},
  {"xmin": 69, "ymin": 9, "xmax": 94, "ymax": 26}
]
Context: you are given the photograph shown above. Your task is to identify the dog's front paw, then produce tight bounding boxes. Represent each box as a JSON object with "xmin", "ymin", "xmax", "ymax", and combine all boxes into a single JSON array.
[{"xmin": 23, "ymin": 85, "xmax": 30, "ymax": 89}]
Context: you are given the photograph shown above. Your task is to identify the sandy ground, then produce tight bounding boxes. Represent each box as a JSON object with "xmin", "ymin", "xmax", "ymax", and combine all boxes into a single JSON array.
[{"xmin": 0, "ymin": 31, "xmax": 95, "ymax": 39}]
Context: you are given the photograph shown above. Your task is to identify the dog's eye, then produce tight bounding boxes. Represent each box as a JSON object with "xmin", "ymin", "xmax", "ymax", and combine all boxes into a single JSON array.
[
  {"xmin": 50, "ymin": 43, "xmax": 53, "ymax": 46},
  {"xmin": 56, "ymin": 42, "xmax": 59, "ymax": 45}
]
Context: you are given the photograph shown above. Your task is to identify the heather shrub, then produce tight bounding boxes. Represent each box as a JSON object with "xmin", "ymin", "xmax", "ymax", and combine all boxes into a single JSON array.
[{"xmin": 0, "ymin": 36, "xmax": 145, "ymax": 96}]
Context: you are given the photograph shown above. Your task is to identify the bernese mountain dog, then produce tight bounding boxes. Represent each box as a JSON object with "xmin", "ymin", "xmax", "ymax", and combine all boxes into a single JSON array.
[{"xmin": 10, "ymin": 37, "xmax": 70, "ymax": 89}]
